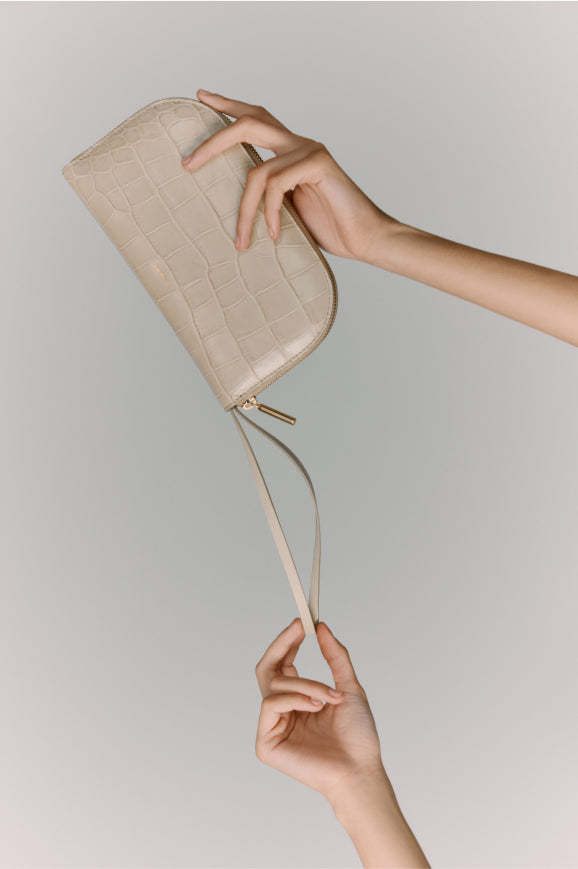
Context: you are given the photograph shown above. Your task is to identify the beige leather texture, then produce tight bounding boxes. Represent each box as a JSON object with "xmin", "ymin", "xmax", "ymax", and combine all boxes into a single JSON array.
[{"xmin": 61, "ymin": 97, "xmax": 338, "ymax": 412}]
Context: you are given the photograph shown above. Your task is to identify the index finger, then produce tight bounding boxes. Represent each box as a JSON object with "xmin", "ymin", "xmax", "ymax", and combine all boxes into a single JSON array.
[
  {"xmin": 193, "ymin": 89, "xmax": 289, "ymax": 131},
  {"xmin": 181, "ymin": 91, "xmax": 293, "ymax": 168},
  {"xmin": 255, "ymin": 617, "xmax": 305, "ymax": 678},
  {"xmin": 182, "ymin": 116, "xmax": 292, "ymax": 171}
]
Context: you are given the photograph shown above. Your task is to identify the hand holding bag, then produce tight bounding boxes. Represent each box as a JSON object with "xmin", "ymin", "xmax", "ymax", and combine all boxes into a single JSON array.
[{"xmin": 61, "ymin": 97, "xmax": 338, "ymax": 635}]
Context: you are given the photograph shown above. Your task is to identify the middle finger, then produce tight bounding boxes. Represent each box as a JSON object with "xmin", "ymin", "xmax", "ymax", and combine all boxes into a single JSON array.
[{"xmin": 235, "ymin": 143, "xmax": 314, "ymax": 248}]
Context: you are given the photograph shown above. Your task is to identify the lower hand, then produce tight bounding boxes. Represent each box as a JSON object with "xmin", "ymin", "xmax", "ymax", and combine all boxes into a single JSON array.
[
  {"xmin": 182, "ymin": 89, "xmax": 397, "ymax": 264},
  {"xmin": 254, "ymin": 617, "xmax": 386, "ymax": 803}
]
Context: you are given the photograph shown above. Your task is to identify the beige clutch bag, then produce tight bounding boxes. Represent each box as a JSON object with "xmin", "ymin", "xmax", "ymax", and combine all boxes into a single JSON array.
[{"xmin": 62, "ymin": 96, "xmax": 338, "ymax": 636}]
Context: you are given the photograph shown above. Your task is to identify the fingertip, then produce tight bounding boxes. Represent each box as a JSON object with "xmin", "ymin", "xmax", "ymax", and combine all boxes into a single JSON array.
[
  {"xmin": 289, "ymin": 616, "xmax": 304, "ymax": 632},
  {"xmin": 315, "ymin": 622, "xmax": 328, "ymax": 641}
]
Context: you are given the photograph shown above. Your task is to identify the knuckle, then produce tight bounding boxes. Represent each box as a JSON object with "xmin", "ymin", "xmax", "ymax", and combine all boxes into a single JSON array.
[
  {"xmin": 314, "ymin": 144, "xmax": 331, "ymax": 163},
  {"xmin": 246, "ymin": 164, "xmax": 265, "ymax": 181},
  {"xmin": 268, "ymin": 674, "xmax": 284, "ymax": 692},
  {"xmin": 311, "ymin": 138, "xmax": 328, "ymax": 152},
  {"xmin": 295, "ymin": 133, "xmax": 316, "ymax": 148},
  {"xmin": 308, "ymin": 141, "xmax": 330, "ymax": 162},
  {"xmin": 239, "ymin": 114, "xmax": 257, "ymax": 132}
]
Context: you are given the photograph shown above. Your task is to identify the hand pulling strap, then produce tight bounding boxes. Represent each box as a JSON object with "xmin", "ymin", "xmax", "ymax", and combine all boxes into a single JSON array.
[{"xmin": 229, "ymin": 406, "xmax": 320, "ymax": 636}]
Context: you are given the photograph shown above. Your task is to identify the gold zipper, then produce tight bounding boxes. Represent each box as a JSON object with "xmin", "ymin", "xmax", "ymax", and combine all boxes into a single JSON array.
[
  {"xmin": 240, "ymin": 395, "xmax": 296, "ymax": 425},
  {"xmin": 63, "ymin": 97, "xmax": 339, "ymax": 424}
]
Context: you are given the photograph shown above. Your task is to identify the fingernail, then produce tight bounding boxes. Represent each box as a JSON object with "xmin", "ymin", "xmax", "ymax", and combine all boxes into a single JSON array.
[
  {"xmin": 328, "ymin": 688, "xmax": 343, "ymax": 697},
  {"xmin": 235, "ymin": 233, "xmax": 240, "ymax": 248},
  {"xmin": 198, "ymin": 89, "xmax": 213, "ymax": 96}
]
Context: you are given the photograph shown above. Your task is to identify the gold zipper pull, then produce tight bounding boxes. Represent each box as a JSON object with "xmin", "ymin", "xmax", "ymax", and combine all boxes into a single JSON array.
[{"xmin": 240, "ymin": 395, "xmax": 296, "ymax": 425}]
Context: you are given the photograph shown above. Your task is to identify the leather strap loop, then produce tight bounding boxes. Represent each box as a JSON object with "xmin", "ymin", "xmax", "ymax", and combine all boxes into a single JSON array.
[{"xmin": 229, "ymin": 406, "xmax": 320, "ymax": 636}]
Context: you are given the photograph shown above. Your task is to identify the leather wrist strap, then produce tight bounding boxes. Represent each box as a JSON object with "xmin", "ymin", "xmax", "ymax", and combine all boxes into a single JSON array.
[{"xmin": 229, "ymin": 406, "xmax": 320, "ymax": 636}]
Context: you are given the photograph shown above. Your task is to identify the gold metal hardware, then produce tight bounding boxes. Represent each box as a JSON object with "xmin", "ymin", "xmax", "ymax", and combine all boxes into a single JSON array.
[{"xmin": 241, "ymin": 395, "xmax": 296, "ymax": 425}]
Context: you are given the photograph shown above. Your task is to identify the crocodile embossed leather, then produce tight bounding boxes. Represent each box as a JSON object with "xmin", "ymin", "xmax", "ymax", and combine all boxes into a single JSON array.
[{"xmin": 62, "ymin": 97, "xmax": 339, "ymax": 635}]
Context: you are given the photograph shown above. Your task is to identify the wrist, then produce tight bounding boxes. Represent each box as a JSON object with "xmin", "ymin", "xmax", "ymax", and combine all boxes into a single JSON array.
[
  {"xmin": 326, "ymin": 764, "xmax": 400, "ymax": 824},
  {"xmin": 326, "ymin": 766, "xmax": 430, "ymax": 869},
  {"xmin": 363, "ymin": 214, "xmax": 426, "ymax": 274}
]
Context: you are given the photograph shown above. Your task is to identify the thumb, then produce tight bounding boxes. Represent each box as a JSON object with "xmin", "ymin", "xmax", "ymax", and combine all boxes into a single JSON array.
[{"xmin": 315, "ymin": 622, "xmax": 364, "ymax": 695}]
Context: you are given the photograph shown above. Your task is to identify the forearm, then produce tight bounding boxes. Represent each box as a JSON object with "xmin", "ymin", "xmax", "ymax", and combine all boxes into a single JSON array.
[
  {"xmin": 367, "ymin": 217, "xmax": 578, "ymax": 347},
  {"xmin": 327, "ymin": 768, "xmax": 430, "ymax": 869}
]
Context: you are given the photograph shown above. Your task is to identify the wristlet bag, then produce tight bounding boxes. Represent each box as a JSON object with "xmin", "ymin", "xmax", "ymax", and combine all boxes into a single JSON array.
[{"xmin": 61, "ymin": 96, "xmax": 338, "ymax": 636}]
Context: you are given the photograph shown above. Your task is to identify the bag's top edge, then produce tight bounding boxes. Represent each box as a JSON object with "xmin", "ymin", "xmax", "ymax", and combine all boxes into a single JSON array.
[{"xmin": 61, "ymin": 96, "xmax": 226, "ymax": 172}]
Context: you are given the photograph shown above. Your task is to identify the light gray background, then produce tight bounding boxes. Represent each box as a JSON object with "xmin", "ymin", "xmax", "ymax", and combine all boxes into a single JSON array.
[{"xmin": 2, "ymin": 2, "xmax": 577, "ymax": 867}]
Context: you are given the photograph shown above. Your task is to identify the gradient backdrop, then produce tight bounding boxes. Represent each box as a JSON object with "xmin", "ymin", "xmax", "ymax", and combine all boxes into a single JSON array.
[{"xmin": 2, "ymin": 2, "xmax": 578, "ymax": 867}]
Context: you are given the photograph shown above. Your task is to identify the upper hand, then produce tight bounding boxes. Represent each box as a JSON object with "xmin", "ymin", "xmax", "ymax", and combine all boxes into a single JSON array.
[
  {"xmin": 181, "ymin": 89, "xmax": 396, "ymax": 264},
  {"xmin": 254, "ymin": 617, "xmax": 385, "ymax": 803}
]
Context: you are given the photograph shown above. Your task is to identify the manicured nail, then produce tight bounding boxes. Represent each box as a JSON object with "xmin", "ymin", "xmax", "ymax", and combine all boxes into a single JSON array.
[
  {"xmin": 198, "ymin": 89, "xmax": 213, "ymax": 96},
  {"xmin": 328, "ymin": 688, "xmax": 343, "ymax": 697}
]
